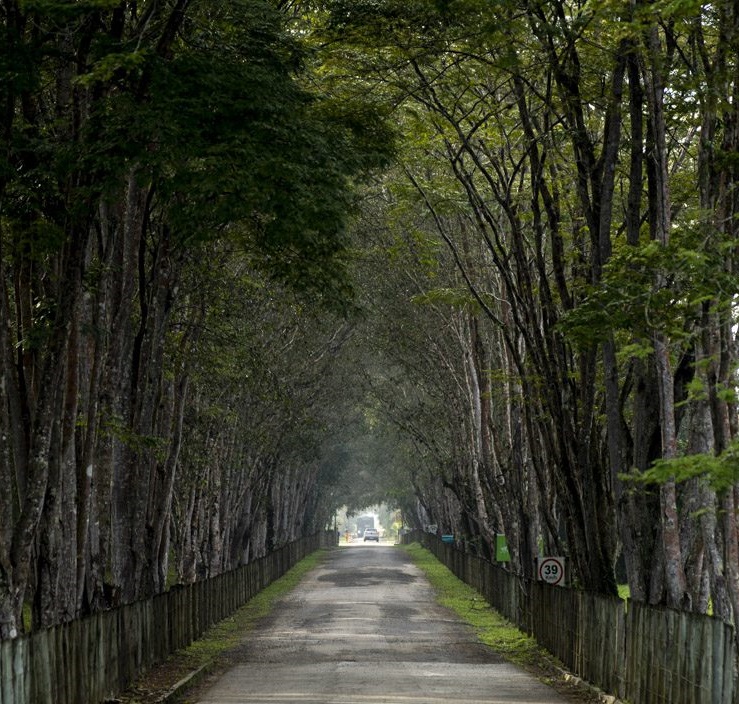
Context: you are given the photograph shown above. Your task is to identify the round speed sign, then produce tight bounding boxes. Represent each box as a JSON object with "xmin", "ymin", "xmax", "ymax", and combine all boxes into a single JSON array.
[{"xmin": 538, "ymin": 557, "xmax": 565, "ymax": 586}]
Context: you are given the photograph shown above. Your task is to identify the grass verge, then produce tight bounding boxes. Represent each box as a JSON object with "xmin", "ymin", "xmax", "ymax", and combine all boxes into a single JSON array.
[
  {"xmin": 117, "ymin": 549, "xmax": 328, "ymax": 703},
  {"xmin": 400, "ymin": 543, "xmax": 548, "ymax": 666},
  {"xmin": 400, "ymin": 542, "xmax": 604, "ymax": 703}
]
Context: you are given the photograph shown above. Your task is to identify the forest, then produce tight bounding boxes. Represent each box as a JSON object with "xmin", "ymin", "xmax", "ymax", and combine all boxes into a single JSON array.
[{"xmin": 1, "ymin": 0, "xmax": 739, "ymax": 641}]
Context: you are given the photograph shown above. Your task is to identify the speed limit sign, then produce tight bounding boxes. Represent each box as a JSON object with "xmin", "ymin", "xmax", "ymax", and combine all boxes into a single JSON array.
[{"xmin": 538, "ymin": 557, "xmax": 565, "ymax": 586}]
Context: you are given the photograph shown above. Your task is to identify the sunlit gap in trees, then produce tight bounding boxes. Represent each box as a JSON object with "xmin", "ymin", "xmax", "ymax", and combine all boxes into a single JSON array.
[{"xmin": 335, "ymin": 504, "xmax": 404, "ymax": 543}]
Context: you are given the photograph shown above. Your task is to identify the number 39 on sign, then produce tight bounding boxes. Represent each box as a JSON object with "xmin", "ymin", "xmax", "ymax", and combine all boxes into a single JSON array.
[{"xmin": 537, "ymin": 557, "xmax": 566, "ymax": 586}]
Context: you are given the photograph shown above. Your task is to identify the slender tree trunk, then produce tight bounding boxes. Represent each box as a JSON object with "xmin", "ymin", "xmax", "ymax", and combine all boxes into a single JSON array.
[
  {"xmin": 35, "ymin": 313, "xmax": 81, "ymax": 627},
  {"xmin": 463, "ymin": 314, "xmax": 496, "ymax": 553},
  {"xmin": 642, "ymin": 20, "xmax": 689, "ymax": 608},
  {"xmin": 0, "ymin": 241, "xmax": 23, "ymax": 638}
]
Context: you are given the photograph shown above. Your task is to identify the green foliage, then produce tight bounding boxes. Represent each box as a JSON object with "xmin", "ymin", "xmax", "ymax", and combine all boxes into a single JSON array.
[
  {"xmin": 75, "ymin": 50, "xmax": 148, "ymax": 86},
  {"xmin": 20, "ymin": 0, "xmax": 122, "ymax": 12},
  {"xmin": 326, "ymin": 0, "xmax": 445, "ymax": 36},
  {"xmin": 628, "ymin": 438, "xmax": 739, "ymax": 491},
  {"xmin": 558, "ymin": 232, "xmax": 730, "ymax": 349},
  {"xmin": 325, "ymin": 0, "xmax": 490, "ymax": 41},
  {"xmin": 316, "ymin": 407, "xmax": 415, "ymax": 515},
  {"xmin": 3, "ymin": 0, "xmax": 395, "ymax": 313},
  {"xmin": 411, "ymin": 287, "xmax": 480, "ymax": 310},
  {"xmin": 103, "ymin": 415, "xmax": 169, "ymax": 460},
  {"xmin": 137, "ymin": 1, "xmax": 394, "ymax": 303}
]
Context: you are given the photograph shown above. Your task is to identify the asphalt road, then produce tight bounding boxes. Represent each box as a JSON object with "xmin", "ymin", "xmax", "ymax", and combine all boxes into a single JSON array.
[{"xmin": 192, "ymin": 542, "xmax": 570, "ymax": 703}]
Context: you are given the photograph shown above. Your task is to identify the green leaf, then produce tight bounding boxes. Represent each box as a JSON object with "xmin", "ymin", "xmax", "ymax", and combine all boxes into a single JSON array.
[{"xmin": 626, "ymin": 439, "xmax": 739, "ymax": 491}]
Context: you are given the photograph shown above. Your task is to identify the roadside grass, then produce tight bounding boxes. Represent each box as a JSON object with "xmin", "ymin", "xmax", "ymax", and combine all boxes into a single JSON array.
[
  {"xmin": 119, "ymin": 549, "xmax": 328, "ymax": 703},
  {"xmin": 184, "ymin": 550, "xmax": 325, "ymax": 659},
  {"xmin": 400, "ymin": 543, "xmax": 607, "ymax": 702},
  {"xmin": 400, "ymin": 542, "xmax": 555, "ymax": 669}
]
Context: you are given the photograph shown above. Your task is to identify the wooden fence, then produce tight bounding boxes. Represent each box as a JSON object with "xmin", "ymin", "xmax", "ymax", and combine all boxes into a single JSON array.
[
  {"xmin": 404, "ymin": 531, "xmax": 737, "ymax": 704},
  {"xmin": 0, "ymin": 531, "xmax": 336, "ymax": 704}
]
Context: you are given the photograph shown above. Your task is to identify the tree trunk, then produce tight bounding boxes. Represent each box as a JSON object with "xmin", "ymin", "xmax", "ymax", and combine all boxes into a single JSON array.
[{"xmin": 643, "ymin": 19, "xmax": 689, "ymax": 608}]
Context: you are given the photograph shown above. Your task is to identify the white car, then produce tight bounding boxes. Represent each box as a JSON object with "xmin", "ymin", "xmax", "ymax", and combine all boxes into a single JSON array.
[{"xmin": 363, "ymin": 528, "xmax": 380, "ymax": 542}]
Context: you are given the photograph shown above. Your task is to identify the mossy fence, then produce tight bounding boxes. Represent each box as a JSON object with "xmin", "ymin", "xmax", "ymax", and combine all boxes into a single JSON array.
[
  {"xmin": 0, "ymin": 531, "xmax": 336, "ymax": 704},
  {"xmin": 404, "ymin": 530, "xmax": 737, "ymax": 704}
]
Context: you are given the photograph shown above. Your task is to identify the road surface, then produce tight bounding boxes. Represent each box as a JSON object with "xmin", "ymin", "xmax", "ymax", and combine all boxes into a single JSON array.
[{"xmin": 192, "ymin": 542, "xmax": 570, "ymax": 703}]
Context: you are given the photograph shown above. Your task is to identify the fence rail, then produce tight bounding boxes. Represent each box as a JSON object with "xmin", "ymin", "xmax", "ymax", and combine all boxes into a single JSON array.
[
  {"xmin": 404, "ymin": 530, "xmax": 737, "ymax": 704},
  {"xmin": 0, "ymin": 531, "xmax": 336, "ymax": 704}
]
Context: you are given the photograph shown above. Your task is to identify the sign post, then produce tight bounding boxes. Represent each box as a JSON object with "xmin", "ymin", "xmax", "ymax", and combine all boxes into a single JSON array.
[
  {"xmin": 537, "ymin": 557, "xmax": 565, "ymax": 586},
  {"xmin": 495, "ymin": 534, "xmax": 511, "ymax": 562}
]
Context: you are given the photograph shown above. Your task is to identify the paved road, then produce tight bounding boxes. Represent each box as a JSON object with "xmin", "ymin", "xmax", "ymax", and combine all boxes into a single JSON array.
[{"xmin": 193, "ymin": 543, "xmax": 569, "ymax": 703}]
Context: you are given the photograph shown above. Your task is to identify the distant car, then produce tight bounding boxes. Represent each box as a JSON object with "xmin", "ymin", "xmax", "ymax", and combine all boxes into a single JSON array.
[{"xmin": 363, "ymin": 528, "xmax": 380, "ymax": 542}]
